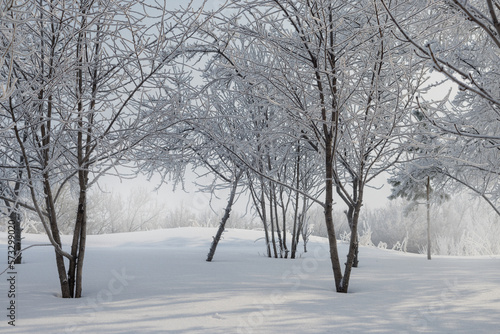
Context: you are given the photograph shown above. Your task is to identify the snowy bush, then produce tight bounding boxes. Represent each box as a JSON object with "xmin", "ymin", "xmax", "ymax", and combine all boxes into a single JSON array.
[{"xmin": 363, "ymin": 195, "xmax": 500, "ymax": 256}]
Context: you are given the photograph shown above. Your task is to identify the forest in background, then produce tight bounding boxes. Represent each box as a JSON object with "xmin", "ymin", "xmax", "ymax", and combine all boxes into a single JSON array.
[{"xmin": 2, "ymin": 185, "xmax": 498, "ymax": 257}]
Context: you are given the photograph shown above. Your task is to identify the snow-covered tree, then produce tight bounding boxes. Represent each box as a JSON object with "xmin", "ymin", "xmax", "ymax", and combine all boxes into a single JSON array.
[
  {"xmin": 382, "ymin": 0, "xmax": 500, "ymax": 215},
  {"xmin": 191, "ymin": 0, "xmax": 425, "ymax": 292},
  {"xmin": 0, "ymin": 0, "xmax": 206, "ymax": 298},
  {"xmin": 0, "ymin": 0, "xmax": 24, "ymax": 101},
  {"xmin": 0, "ymin": 0, "xmax": 40, "ymax": 264},
  {"xmin": 193, "ymin": 30, "xmax": 325, "ymax": 259}
]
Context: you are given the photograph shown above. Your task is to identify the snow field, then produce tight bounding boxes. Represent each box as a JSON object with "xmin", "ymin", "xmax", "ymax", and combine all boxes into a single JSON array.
[{"xmin": 0, "ymin": 227, "xmax": 499, "ymax": 333}]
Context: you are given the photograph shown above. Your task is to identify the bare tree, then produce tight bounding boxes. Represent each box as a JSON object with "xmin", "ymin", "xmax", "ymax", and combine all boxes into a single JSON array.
[
  {"xmin": 382, "ymin": 0, "xmax": 500, "ymax": 216},
  {"xmin": 0, "ymin": 0, "xmax": 39, "ymax": 264},
  {"xmin": 206, "ymin": 168, "xmax": 243, "ymax": 262},
  {"xmin": 0, "ymin": 0, "xmax": 22, "ymax": 101},
  {"xmin": 195, "ymin": 0, "xmax": 423, "ymax": 292},
  {"xmin": 381, "ymin": 0, "xmax": 500, "ymax": 109},
  {"xmin": 0, "ymin": 0, "xmax": 207, "ymax": 298}
]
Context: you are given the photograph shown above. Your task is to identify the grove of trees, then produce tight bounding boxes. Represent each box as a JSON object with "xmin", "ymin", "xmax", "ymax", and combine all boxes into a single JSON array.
[{"xmin": 1, "ymin": 0, "xmax": 499, "ymax": 296}]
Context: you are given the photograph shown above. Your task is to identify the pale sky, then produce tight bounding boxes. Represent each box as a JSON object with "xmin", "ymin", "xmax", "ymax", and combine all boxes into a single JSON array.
[{"xmin": 98, "ymin": 1, "xmax": 457, "ymax": 219}]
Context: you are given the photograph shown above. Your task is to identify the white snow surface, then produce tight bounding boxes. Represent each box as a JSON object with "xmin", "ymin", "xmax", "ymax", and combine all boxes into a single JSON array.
[{"xmin": 0, "ymin": 227, "xmax": 499, "ymax": 333}]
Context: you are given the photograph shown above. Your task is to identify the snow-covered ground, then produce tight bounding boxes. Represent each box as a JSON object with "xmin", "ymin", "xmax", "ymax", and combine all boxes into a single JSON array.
[{"xmin": 0, "ymin": 227, "xmax": 499, "ymax": 333}]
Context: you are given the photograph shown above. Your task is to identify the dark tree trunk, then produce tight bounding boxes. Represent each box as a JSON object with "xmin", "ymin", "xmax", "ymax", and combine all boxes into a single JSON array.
[
  {"xmin": 339, "ymin": 201, "xmax": 362, "ymax": 293},
  {"xmin": 9, "ymin": 211, "xmax": 22, "ymax": 265},
  {"xmin": 44, "ymin": 179, "xmax": 71, "ymax": 298},
  {"xmin": 207, "ymin": 172, "xmax": 241, "ymax": 262},
  {"xmin": 278, "ymin": 176, "xmax": 291, "ymax": 259},
  {"xmin": 324, "ymin": 140, "xmax": 343, "ymax": 292},
  {"xmin": 260, "ymin": 182, "xmax": 272, "ymax": 258},
  {"xmin": 290, "ymin": 202, "xmax": 299, "ymax": 259},
  {"xmin": 427, "ymin": 176, "xmax": 431, "ymax": 260},
  {"xmin": 249, "ymin": 177, "xmax": 271, "ymax": 257},
  {"xmin": 281, "ymin": 199, "xmax": 289, "ymax": 258},
  {"xmin": 344, "ymin": 205, "xmax": 359, "ymax": 268},
  {"xmin": 268, "ymin": 182, "xmax": 278, "ymax": 258},
  {"xmin": 5, "ymin": 118, "xmax": 27, "ymax": 265},
  {"xmin": 272, "ymin": 184, "xmax": 284, "ymax": 258},
  {"xmin": 290, "ymin": 148, "xmax": 300, "ymax": 259},
  {"xmin": 298, "ymin": 190, "xmax": 310, "ymax": 254},
  {"xmin": 69, "ymin": 179, "xmax": 88, "ymax": 298},
  {"xmin": 67, "ymin": 7, "xmax": 93, "ymax": 297}
]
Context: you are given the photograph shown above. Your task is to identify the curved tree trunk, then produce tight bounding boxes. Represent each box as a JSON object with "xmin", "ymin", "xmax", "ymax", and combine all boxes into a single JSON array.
[{"xmin": 207, "ymin": 171, "xmax": 242, "ymax": 262}]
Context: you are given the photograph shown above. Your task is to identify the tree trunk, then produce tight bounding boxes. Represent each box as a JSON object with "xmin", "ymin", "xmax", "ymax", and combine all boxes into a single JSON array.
[
  {"xmin": 249, "ymin": 177, "xmax": 271, "ymax": 257},
  {"xmin": 280, "ymin": 195, "xmax": 289, "ymax": 258},
  {"xmin": 44, "ymin": 179, "xmax": 71, "ymax": 298},
  {"xmin": 68, "ymin": 7, "xmax": 92, "ymax": 297},
  {"xmin": 291, "ymin": 149, "xmax": 300, "ymax": 259},
  {"xmin": 339, "ymin": 200, "xmax": 362, "ymax": 293},
  {"xmin": 76, "ymin": 199, "xmax": 87, "ymax": 298},
  {"xmin": 427, "ymin": 176, "xmax": 431, "ymax": 260},
  {"xmin": 290, "ymin": 211, "xmax": 298, "ymax": 259},
  {"xmin": 260, "ymin": 183, "xmax": 272, "ymax": 258},
  {"xmin": 207, "ymin": 171, "xmax": 241, "ymax": 262},
  {"xmin": 303, "ymin": 234, "xmax": 307, "ymax": 253},
  {"xmin": 272, "ymin": 184, "xmax": 284, "ymax": 258},
  {"xmin": 268, "ymin": 182, "xmax": 278, "ymax": 258},
  {"xmin": 344, "ymin": 205, "xmax": 359, "ymax": 268},
  {"xmin": 6, "ymin": 127, "xmax": 27, "ymax": 265},
  {"xmin": 69, "ymin": 182, "xmax": 87, "ymax": 298},
  {"xmin": 301, "ymin": 212, "xmax": 309, "ymax": 253},
  {"xmin": 324, "ymin": 141, "xmax": 343, "ymax": 292},
  {"xmin": 9, "ymin": 211, "xmax": 22, "ymax": 264}
]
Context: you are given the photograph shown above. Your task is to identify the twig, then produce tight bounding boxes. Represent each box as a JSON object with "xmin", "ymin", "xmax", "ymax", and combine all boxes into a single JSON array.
[{"xmin": 0, "ymin": 243, "xmax": 52, "ymax": 276}]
